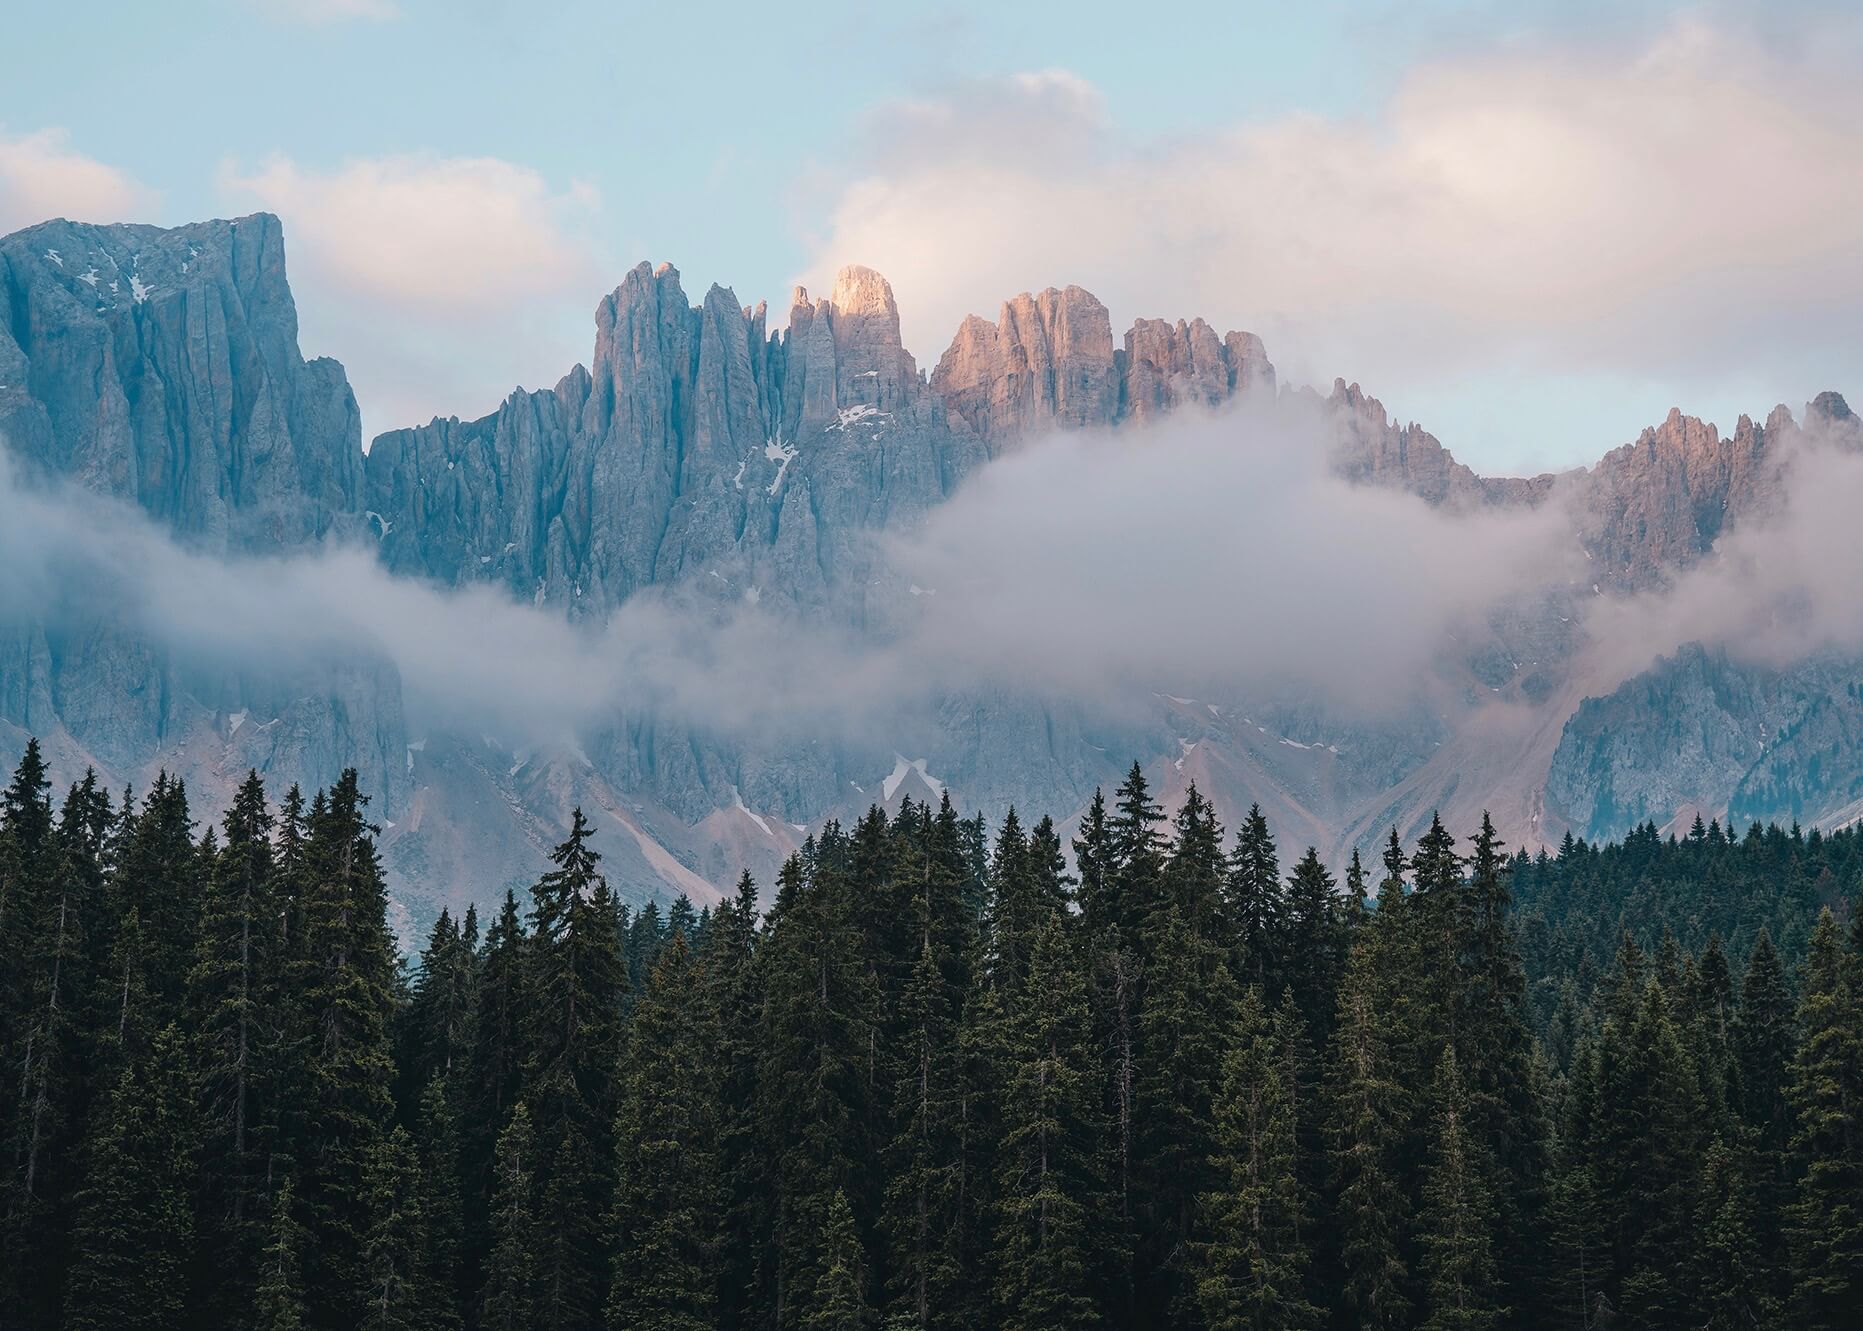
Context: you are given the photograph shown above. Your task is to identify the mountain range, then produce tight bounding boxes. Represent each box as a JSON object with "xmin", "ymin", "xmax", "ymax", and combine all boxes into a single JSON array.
[{"xmin": 3, "ymin": 211, "xmax": 1859, "ymax": 938}]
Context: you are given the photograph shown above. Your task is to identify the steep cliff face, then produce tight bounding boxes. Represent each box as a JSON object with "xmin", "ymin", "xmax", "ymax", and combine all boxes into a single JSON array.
[
  {"xmin": 1547, "ymin": 645, "xmax": 1863, "ymax": 839},
  {"xmin": 366, "ymin": 263, "xmax": 987, "ymax": 617},
  {"xmin": 0, "ymin": 215, "xmax": 397, "ymax": 843},
  {"xmin": 0, "ymin": 214, "xmax": 363, "ymax": 551}
]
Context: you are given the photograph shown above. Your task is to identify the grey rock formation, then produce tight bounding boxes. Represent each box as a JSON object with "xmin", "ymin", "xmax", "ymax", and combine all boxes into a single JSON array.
[
  {"xmin": 5, "ymin": 209, "xmax": 1862, "ymax": 940},
  {"xmin": 0, "ymin": 214, "xmax": 362, "ymax": 551}
]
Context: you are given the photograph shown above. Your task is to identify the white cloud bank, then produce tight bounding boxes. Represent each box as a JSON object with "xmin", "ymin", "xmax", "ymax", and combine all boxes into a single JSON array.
[
  {"xmin": 221, "ymin": 153, "xmax": 604, "ymax": 444},
  {"xmin": 0, "ymin": 399, "xmax": 1581, "ymax": 745},
  {"xmin": 0, "ymin": 128, "xmax": 156, "ymax": 235},
  {"xmin": 800, "ymin": 19, "xmax": 1863, "ymax": 464}
]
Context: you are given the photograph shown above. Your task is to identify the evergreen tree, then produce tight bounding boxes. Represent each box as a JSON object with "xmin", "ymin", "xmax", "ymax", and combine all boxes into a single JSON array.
[
  {"xmin": 1327, "ymin": 944, "xmax": 1409, "ymax": 1330},
  {"xmin": 523, "ymin": 807, "xmax": 626, "ymax": 1330},
  {"xmin": 1785, "ymin": 909, "xmax": 1863, "ymax": 1328},
  {"xmin": 1689, "ymin": 1136, "xmax": 1779, "ymax": 1330},
  {"xmin": 1226, "ymin": 805, "xmax": 1283, "ymax": 992},
  {"xmin": 1283, "ymin": 846, "xmax": 1340, "ymax": 1043},
  {"xmin": 481, "ymin": 1104, "xmax": 539, "ymax": 1331},
  {"xmin": 414, "ymin": 1076, "xmax": 465, "ymax": 1330},
  {"xmin": 63, "ymin": 1024, "xmax": 198, "ymax": 1331},
  {"xmin": 1, "ymin": 763, "xmax": 110, "ymax": 1324},
  {"xmin": 187, "ymin": 769, "xmax": 279, "ymax": 1315},
  {"xmin": 358, "ymin": 1125, "xmax": 427, "ymax": 1331},
  {"xmin": 609, "ymin": 932, "xmax": 720, "ymax": 1331},
  {"xmin": 298, "ymin": 771, "xmax": 401, "ymax": 1327},
  {"xmin": 803, "ymin": 1189, "xmax": 870, "ymax": 1331},
  {"xmin": 1195, "ymin": 990, "xmax": 1317, "ymax": 1331},
  {"xmin": 255, "ymin": 1179, "xmax": 311, "ymax": 1331},
  {"xmin": 992, "ymin": 913, "xmax": 1113, "ymax": 1331},
  {"xmin": 1416, "ymin": 1048, "xmax": 1502, "ymax": 1331}
]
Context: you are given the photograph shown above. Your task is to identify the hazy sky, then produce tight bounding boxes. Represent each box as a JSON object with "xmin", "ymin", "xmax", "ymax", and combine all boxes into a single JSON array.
[{"xmin": 3, "ymin": 0, "xmax": 1857, "ymax": 472}]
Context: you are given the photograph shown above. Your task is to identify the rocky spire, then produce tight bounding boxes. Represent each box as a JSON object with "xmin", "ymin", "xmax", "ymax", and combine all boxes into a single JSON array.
[{"xmin": 930, "ymin": 285, "xmax": 1118, "ymax": 445}]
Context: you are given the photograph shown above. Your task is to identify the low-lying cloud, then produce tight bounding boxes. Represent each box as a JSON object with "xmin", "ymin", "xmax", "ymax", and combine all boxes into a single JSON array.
[
  {"xmin": 887, "ymin": 402, "xmax": 1577, "ymax": 707},
  {"xmin": 0, "ymin": 400, "xmax": 1583, "ymax": 753},
  {"xmin": 1583, "ymin": 424, "xmax": 1863, "ymax": 687}
]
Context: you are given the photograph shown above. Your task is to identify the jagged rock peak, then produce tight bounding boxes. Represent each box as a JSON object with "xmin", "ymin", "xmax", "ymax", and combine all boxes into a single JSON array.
[
  {"xmin": 931, "ymin": 284, "xmax": 1275, "ymax": 448},
  {"xmin": 829, "ymin": 264, "xmax": 899, "ymax": 323}
]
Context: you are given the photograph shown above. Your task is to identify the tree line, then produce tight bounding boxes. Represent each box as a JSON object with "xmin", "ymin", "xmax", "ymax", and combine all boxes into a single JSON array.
[{"xmin": 1, "ymin": 736, "xmax": 1860, "ymax": 1330}]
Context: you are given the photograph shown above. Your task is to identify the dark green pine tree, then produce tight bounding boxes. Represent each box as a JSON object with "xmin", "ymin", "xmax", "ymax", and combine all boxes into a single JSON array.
[
  {"xmin": 1689, "ymin": 1135, "xmax": 1780, "ymax": 1330},
  {"xmin": 1416, "ymin": 1047, "xmax": 1502, "ymax": 1331},
  {"xmin": 187, "ymin": 768, "xmax": 279, "ymax": 1318},
  {"xmin": 413, "ymin": 1076, "xmax": 465, "ymax": 1331},
  {"xmin": 1735, "ymin": 925, "xmax": 1796, "ymax": 1296},
  {"xmin": 1, "ymin": 762, "xmax": 111, "ymax": 1324},
  {"xmin": 1283, "ymin": 846, "xmax": 1341, "ymax": 1043},
  {"xmin": 758, "ymin": 834, "xmax": 879, "ymax": 1331},
  {"xmin": 298, "ymin": 771, "xmax": 401, "ymax": 1327},
  {"xmin": 1784, "ymin": 908, "xmax": 1863, "ymax": 1328},
  {"xmin": 1135, "ymin": 786, "xmax": 1240, "ymax": 1322},
  {"xmin": 1344, "ymin": 848, "xmax": 1370, "ymax": 931},
  {"xmin": 463, "ymin": 887, "xmax": 528, "ymax": 1280},
  {"xmin": 256, "ymin": 1178, "xmax": 312, "ymax": 1331},
  {"xmin": 522, "ymin": 808, "xmax": 626, "ymax": 1330},
  {"xmin": 993, "ymin": 912, "xmax": 1114, "ymax": 1331},
  {"xmin": 481, "ymin": 1104, "xmax": 539, "ymax": 1331},
  {"xmin": 803, "ymin": 1188, "xmax": 871, "ymax": 1331},
  {"xmin": 112, "ymin": 773, "xmax": 204, "ymax": 1032},
  {"xmin": 609, "ymin": 931, "xmax": 720, "ymax": 1331},
  {"xmin": 63, "ymin": 1023, "xmax": 199, "ymax": 1331},
  {"xmin": 1458, "ymin": 813, "xmax": 1550, "ymax": 1320},
  {"xmin": 1544, "ymin": 1038, "xmax": 1611, "ymax": 1331},
  {"xmin": 1195, "ymin": 989, "xmax": 1318, "ymax": 1331},
  {"xmin": 358, "ymin": 1125, "xmax": 428, "ymax": 1331},
  {"xmin": 1327, "ymin": 943, "xmax": 1409, "ymax": 1331},
  {"xmin": 1226, "ymin": 804, "xmax": 1284, "ymax": 992},
  {"xmin": 882, "ymin": 792, "xmax": 977, "ymax": 1331},
  {"xmin": 700, "ymin": 869, "xmax": 766, "ymax": 1331},
  {"xmin": 399, "ymin": 907, "xmax": 476, "ymax": 1115}
]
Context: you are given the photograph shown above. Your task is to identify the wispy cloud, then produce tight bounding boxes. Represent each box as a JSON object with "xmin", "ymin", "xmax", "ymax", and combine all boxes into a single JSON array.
[
  {"xmin": 0, "ymin": 127, "xmax": 157, "ymax": 234},
  {"xmin": 221, "ymin": 152, "xmax": 604, "ymax": 441},
  {"xmin": 800, "ymin": 18, "xmax": 1863, "ymax": 461}
]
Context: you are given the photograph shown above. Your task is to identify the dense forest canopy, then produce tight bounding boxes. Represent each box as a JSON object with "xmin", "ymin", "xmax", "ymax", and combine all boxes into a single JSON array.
[{"xmin": 1, "ymin": 737, "xmax": 1860, "ymax": 1330}]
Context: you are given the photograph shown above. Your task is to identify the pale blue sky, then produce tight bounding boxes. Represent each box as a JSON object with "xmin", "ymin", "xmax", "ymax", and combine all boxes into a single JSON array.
[{"xmin": 4, "ymin": 0, "xmax": 1857, "ymax": 472}]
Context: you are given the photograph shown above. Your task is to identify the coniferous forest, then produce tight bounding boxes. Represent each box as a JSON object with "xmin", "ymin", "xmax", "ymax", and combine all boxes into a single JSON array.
[{"xmin": 2, "ymin": 737, "xmax": 1861, "ymax": 1331}]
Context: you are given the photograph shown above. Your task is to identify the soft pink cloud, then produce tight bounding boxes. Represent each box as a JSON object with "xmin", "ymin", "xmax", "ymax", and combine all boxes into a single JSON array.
[
  {"xmin": 800, "ymin": 20, "xmax": 1863, "ymax": 438},
  {"xmin": 222, "ymin": 153, "xmax": 600, "ymax": 316},
  {"xmin": 221, "ymin": 152, "xmax": 605, "ymax": 441},
  {"xmin": 0, "ymin": 127, "xmax": 157, "ymax": 234}
]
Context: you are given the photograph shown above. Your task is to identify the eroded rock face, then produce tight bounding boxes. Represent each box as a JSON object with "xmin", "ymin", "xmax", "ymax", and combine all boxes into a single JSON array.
[
  {"xmin": 929, "ymin": 288, "xmax": 1275, "ymax": 448},
  {"xmin": 0, "ymin": 214, "xmax": 363, "ymax": 552},
  {"xmin": 366, "ymin": 263, "xmax": 984, "ymax": 621}
]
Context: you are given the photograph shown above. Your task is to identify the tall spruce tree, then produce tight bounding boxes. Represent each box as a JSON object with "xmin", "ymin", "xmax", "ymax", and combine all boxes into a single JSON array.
[
  {"xmin": 609, "ymin": 932, "xmax": 720, "ymax": 1331},
  {"xmin": 992, "ymin": 912, "xmax": 1114, "ymax": 1331},
  {"xmin": 481, "ymin": 1104, "xmax": 539, "ymax": 1331},
  {"xmin": 1327, "ymin": 943, "xmax": 1409, "ymax": 1330},
  {"xmin": 63, "ymin": 1023, "xmax": 199, "ymax": 1331},
  {"xmin": 1785, "ymin": 909, "xmax": 1863, "ymax": 1328},
  {"xmin": 1416, "ymin": 1048, "xmax": 1502, "ymax": 1331},
  {"xmin": 1195, "ymin": 989, "xmax": 1317, "ymax": 1331},
  {"xmin": 523, "ymin": 808, "xmax": 626, "ymax": 1330}
]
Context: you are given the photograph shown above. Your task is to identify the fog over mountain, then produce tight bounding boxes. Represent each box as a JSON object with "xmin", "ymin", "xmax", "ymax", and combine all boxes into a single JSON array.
[{"xmin": 3, "ymin": 211, "xmax": 1860, "ymax": 937}]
